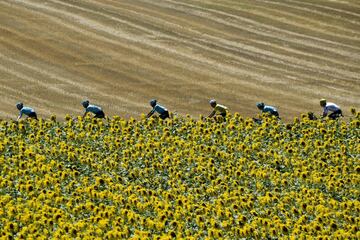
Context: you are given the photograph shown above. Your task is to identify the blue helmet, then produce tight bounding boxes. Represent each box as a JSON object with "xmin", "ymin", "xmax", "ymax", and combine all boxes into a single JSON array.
[
  {"xmin": 16, "ymin": 102, "xmax": 23, "ymax": 110},
  {"xmin": 256, "ymin": 102, "xmax": 265, "ymax": 110},
  {"xmin": 150, "ymin": 99, "xmax": 157, "ymax": 107},
  {"xmin": 82, "ymin": 100, "xmax": 90, "ymax": 108}
]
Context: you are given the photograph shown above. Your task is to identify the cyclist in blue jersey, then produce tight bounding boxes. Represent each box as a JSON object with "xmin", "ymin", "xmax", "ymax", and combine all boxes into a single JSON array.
[
  {"xmin": 16, "ymin": 102, "xmax": 38, "ymax": 121},
  {"xmin": 146, "ymin": 99, "xmax": 169, "ymax": 120},
  {"xmin": 82, "ymin": 100, "xmax": 105, "ymax": 118},
  {"xmin": 256, "ymin": 102, "xmax": 280, "ymax": 118},
  {"xmin": 253, "ymin": 102, "xmax": 280, "ymax": 123}
]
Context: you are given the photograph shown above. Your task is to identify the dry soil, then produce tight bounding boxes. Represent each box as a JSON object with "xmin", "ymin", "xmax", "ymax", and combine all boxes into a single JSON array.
[{"xmin": 1, "ymin": 0, "xmax": 359, "ymax": 121}]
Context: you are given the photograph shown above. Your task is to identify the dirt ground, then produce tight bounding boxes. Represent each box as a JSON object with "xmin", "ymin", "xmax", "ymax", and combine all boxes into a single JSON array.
[{"xmin": 0, "ymin": 0, "xmax": 359, "ymax": 121}]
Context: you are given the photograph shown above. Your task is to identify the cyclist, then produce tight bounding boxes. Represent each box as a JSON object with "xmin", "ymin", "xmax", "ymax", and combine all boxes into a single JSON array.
[
  {"xmin": 16, "ymin": 102, "xmax": 38, "ymax": 121},
  {"xmin": 82, "ymin": 100, "xmax": 105, "ymax": 118},
  {"xmin": 146, "ymin": 99, "xmax": 169, "ymax": 120}
]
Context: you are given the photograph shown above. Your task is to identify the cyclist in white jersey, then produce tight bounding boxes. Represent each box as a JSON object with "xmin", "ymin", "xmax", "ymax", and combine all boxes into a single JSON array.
[{"xmin": 320, "ymin": 99, "xmax": 343, "ymax": 120}]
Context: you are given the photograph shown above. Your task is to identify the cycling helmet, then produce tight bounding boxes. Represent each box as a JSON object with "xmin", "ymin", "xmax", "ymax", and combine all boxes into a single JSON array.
[
  {"xmin": 16, "ymin": 102, "xmax": 23, "ymax": 110},
  {"xmin": 209, "ymin": 99, "xmax": 217, "ymax": 107},
  {"xmin": 82, "ymin": 100, "xmax": 90, "ymax": 108},
  {"xmin": 150, "ymin": 99, "xmax": 157, "ymax": 107},
  {"xmin": 320, "ymin": 99, "xmax": 327, "ymax": 107},
  {"xmin": 256, "ymin": 102, "xmax": 265, "ymax": 110}
]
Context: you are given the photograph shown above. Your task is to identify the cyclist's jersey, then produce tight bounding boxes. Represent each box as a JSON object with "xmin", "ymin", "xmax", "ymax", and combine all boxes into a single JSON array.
[
  {"xmin": 86, "ymin": 104, "xmax": 103, "ymax": 114},
  {"xmin": 323, "ymin": 103, "xmax": 340, "ymax": 115}
]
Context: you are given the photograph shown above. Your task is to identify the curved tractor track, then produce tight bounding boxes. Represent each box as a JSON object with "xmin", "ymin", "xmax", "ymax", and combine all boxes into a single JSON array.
[{"xmin": 0, "ymin": 0, "xmax": 359, "ymax": 121}]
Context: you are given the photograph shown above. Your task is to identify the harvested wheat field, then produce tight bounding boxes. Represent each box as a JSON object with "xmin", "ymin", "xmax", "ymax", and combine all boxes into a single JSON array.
[{"xmin": 0, "ymin": 0, "xmax": 359, "ymax": 121}]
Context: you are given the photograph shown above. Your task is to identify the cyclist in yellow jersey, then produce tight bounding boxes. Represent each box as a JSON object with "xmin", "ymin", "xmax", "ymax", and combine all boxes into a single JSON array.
[{"xmin": 208, "ymin": 99, "xmax": 228, "ymax": 118}]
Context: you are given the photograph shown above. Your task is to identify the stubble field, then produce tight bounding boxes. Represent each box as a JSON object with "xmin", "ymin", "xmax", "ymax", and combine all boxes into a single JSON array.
[{"xmin": 0, "ymin": 0, "xmax": 359, "ymax": 121}]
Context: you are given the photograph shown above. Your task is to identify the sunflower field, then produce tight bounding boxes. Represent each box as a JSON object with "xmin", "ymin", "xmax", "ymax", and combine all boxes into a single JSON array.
[{"xmin": 0, "ymin": 111, "xmax": 359, "ymax": 239}]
